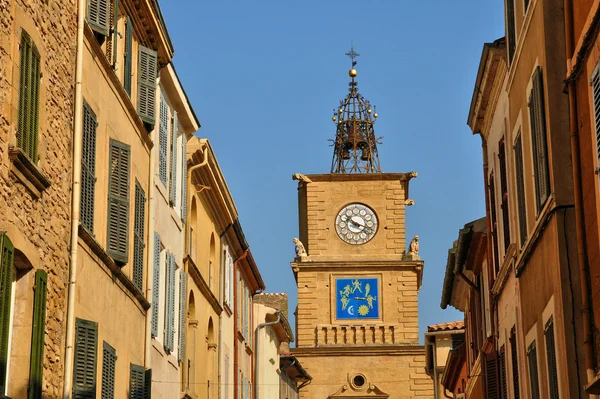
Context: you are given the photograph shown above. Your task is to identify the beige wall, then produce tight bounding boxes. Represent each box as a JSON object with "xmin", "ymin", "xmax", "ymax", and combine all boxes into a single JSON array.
[{"xmin": 254, "ymin": 303, "xmax": 281, "ymax": 399}]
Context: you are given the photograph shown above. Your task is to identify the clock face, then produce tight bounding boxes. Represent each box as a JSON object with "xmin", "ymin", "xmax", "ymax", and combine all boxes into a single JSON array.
[{"xmin": 335, "ymin": 203, "xmax": 378, "ymax": 245}]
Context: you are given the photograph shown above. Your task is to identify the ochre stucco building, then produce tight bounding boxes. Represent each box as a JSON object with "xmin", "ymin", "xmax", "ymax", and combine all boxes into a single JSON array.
[{"xmin": 290, "ymin": 54, "xmax": 433, "ymax": 399}]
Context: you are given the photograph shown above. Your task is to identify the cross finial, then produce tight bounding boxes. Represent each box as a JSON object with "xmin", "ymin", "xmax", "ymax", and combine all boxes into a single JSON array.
[{"xmin": 345, "ymin": 43, "xmax": 359, "ymax": 67}]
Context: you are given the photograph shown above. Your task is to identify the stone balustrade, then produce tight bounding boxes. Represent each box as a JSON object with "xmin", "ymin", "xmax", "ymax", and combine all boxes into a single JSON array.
[{"xmin": 315, "ymin": 323, "xmax": 403, "ymax": 346}]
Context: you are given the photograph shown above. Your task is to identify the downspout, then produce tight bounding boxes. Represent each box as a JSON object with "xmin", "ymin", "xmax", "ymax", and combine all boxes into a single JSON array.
[
  {"xmin": 144, "ymin": 74, "xmax": 160, "ymax": 368},
  {"xmin": 564, "ymin": 0, "xmax": 596, "ymax": 386},
  {"xmin": 63, "ymin": 0, "xmax": 85, "ymax": 395},
  {"xmin": 254, "ymin": 310, "xmax": 281, "ymax": 399}
]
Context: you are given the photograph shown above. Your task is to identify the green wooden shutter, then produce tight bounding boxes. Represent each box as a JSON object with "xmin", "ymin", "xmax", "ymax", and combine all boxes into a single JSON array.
[
  {"xmin": 101, "ymin": 342, "xmax": 116, "ymax": 399},
  {"xmin": 510, "ymin": 327, "xmax": 520, "ymax": 399},
  {"xmin": 164, "ymin": 253, "xmax": 175, "ymax": 353},
  {"xmin": 529, "ymin": 66, "xmax": 550, "ymax": 213},
  {"xmin": 28, "ymin": 269, "xmax": 47, "ymax": 399},
  {"xmin": 123, "ymin": 16, "xmax": 133, "ymax": 96},
  {"xmin": 137, "ymin": 46, "xmax": 157, "ymax": 126},
  {"xmin": 527, "ymin": 341, "xmax": 540, "ymax": 399},
  {"xmin": 107, "ymin": 140, "xmax": 130, "ymax": 265},
  {"xmin": 514, "ymin": 133, "xmax": 527, "ymax": 247},
  {"xmin": 0, "ymin": 233, "xmax": 14, "ymax": 396},
  {"xmin": 81, "ymin": 101, "xmax": 97, "ymax": 234},
  {"xmin": 129, "ymin": 364, "xmax": 145, "ymax": 399},
  {"xmin": 133, "ymin": 181, "xmax": 146, "ymax": 292},
  {"xmin": 17, "ymin": 31, "xmax": 41, "ymax": 163},
  {"xmin": 169, "ymin": 112, "xmax": 178, "ymax": 205},
  {"xmin": 158, "ymin": 94, "xmax": 168, "ymax": 186},
  {"xmin": 178, "ymin": 272, "xmax": 187, "ymax": 363},
  {"xmin": 181, "ymin": 134, "xmax": 187, "ymax": 224},
  {"xmin": 545, "ymin": 318, "xmax": 559, "ymax": 399},
  {"xmin": 73, "ymin": 318, "xmax": 98, "ymax": 399},
  {"xmin": 507, "ymin": 0, "xmax": 516, "ymax": 64},
  {"xmin": 144, "ymin": 369, "xmax": 152, "ymax": 399},
  {"xmin": 151, "ymin": 233, "xmax": 160, "ymax": 338},
  {"xmin": 86, "ymin": 0, "xmax": 110, "ymax": 36}
]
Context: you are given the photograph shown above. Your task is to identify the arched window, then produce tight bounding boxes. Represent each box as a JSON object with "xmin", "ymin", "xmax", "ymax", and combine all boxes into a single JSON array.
[
  {"xmin": 209, "ymin": 234, "xmax": 215, "ymax": 291},
  {"xmin": 190, "ymin": 197, "xmax": 198, "ymax": 261}
]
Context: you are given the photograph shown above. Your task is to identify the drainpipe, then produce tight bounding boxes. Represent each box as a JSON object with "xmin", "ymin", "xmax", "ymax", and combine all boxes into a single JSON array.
[
  {"xmin": 63, "ymin": 0, "xmax": 85, "ymax": 395},
  {"xmin": 564, "ymin": 0, "xmax": 596, "ymax": 386},
  {"xmin": 254, "ymin": 310, "xmax": 281, "ymax": 399},
  {"xmin": 144, "ymin": 75, "xmax": 160, "ymax": 368}
]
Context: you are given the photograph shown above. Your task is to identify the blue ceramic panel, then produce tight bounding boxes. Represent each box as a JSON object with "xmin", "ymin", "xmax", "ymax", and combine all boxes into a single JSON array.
[{"xmin": 335, "ymin": 277, "xmax": 380, "ymax": 320}]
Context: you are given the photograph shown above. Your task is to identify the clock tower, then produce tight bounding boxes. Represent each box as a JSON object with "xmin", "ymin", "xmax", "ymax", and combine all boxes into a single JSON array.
[{"xmin": 290, "ymin": 48, "xmax": 433, "ymax": 399}]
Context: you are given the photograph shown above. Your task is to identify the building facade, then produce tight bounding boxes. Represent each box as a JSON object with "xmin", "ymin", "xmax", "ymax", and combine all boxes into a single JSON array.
[
  {"xmin": 425, "ymin": 322, "xmax": 465, "ymax": 399},
  {"xmin": 291, "ymin": 57, "xmax": 433, "ymax": 399},
  {"xmin": 0, "ymin": 0, "xmax": 77, "ymax": 396},
  {"xmin": 149, "ymin": 63, "xmax": 199, "ymax": 398}
]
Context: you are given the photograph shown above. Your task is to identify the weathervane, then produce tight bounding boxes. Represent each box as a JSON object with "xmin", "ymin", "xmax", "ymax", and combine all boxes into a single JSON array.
[{"xmin": 345, "ymin": 44, "xmax": 360, "ymax": 67}]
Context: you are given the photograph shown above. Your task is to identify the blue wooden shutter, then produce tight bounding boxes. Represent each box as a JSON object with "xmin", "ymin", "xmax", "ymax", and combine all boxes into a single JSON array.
[
  {"xmin": 169, "ymin": 112, "xmax": 178, "ymax": 205},
  {"xmin": 158, "ymin": 94, "xmax": 168, "ymax": 186},
  {"xmin": 123, "ymin": 16, "xmax": 133, "ymax": 96},
  {"xmin": 81, "ymin": 101, "xmax": 97, "ymax": 234},
  {"xmin": 73, "ymin": 318, "xmax": 98, "ymax": 399},
  {"xmin": 28, "ymin": 269, "xmax": 47, "ymax": 399},
  {"xmin": 178, "ymin": 272, "xmax": 187, "ymax": 363},
  {"xmin": 101, "ymin": 342, "xmax": 116, "ymax": 399},
  {"xmin": 129, "ymin": 364, "xmax": 145, "ymax": 399},
  {"xmin": 164, "ymin": 253, "xmax": 175, "ymax": 353},
  {"xmin": 133, "ymin": 181, "xmax": 146, "ymax": 292},
  {"xmin": 181, "ymin": 134, "xmax": 187, "ymax": 223},
  {"xmin": 0, "ymin": 233, "xmax": 14, "ymax": 396},
  {"xmin": 17, "ymin": 31, "xmax": 41, "ymax": 162},
  {"xmin": 87, "ymin": 0, "xmax": 110, "ymax": 36},
  {"xmin": 137, "ymin": 46, "xmax": 157, "ymax": 126},
  {"xmin": 151, "ymin": 233, "xmax": 161, "ymax": 338}
]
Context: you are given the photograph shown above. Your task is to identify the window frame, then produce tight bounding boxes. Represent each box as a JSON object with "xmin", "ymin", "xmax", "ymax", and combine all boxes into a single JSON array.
[{"xmin": 17, "ymin": 30, "xmax": 41, "ymax": 163}]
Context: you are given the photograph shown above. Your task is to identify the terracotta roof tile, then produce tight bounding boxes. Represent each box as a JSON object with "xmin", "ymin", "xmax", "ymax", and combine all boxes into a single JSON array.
[{"xmin": 427, "ymin": 320, "xmax": 465, "ymax": 332}]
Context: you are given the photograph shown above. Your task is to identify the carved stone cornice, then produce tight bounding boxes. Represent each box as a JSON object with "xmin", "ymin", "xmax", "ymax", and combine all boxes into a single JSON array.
[{"xmin": 291, "ymin": 344, "xmax": 426, "ymax": 358}]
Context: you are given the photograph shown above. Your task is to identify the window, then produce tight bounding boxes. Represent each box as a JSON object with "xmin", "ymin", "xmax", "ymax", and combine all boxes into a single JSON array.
[
  {"xmin": 514, "ymin": 132, "xmax": 527, "ymax": 246},
  {"xmin": 81, "ymin": 101, "xmax": 97, "ymax": 234},
  {"xmin": 101, "ymin": 342, "xmax": 116, "ymax": 399},
  {"xmin": 158, "ymin": 93, "xmax": 169, "ymax": 186},
  {"xmin": 107, "ymin": 140, "xmax": 130, "ymax": 264},
  {"xmin": 164, "ymin": 252, "xmax": 176, "ymax": 353},
  {"xmin": 132, "ymin": 181, "xmax": 146, "ymax": 292},
  {"xmin": 592, "ymin": 61, "xmax": 600, "ymax": 171},
  {"xmin": 224, "ymin": 246, "xmax": 233, "ymax": 309},
  {"xmin": 524, "ymin": 0, "xmax": 530, "ymax": 12},
  {"xmin": 489, "ymin": 174, "xmax": 501, "ymax": 276},
  {"xmin": 498, "ymin": 138, "xmax": 510, "ymax": 251},
  {"xmin": 17, "ymin": 30, "xmax": 41, "ymax": 162},
  {"xmin": 137, "ymin": 45, "xmax": 157, "ymax": 127},
  {"xmin": 545, "ymin": 318, "xmax": 559, "ymax": 399},
  {"xmin": 73, "ymin": 318, "xmax": 98, "ymax": 398},
  {"xmin": 510, "ymin": 327, "xmax": 520, "ymax": 399},
  {"xmin": 527, "ymin": 341, "xmax": 540, "ymax": 399},
  {"xmin": 181, "ymin": 135, "xmax": 188, "ymax": 223},
  {"xmin": 29, "ymin": 269, "xmax": 48, "ymax": 399},
  {"xmin": 151, "ymin": 233, "xmax": 161, "ymax": 338},
  {"xmin": 178, "ymin": 271, "xmax": 187, "ymax": 363},
  {"xmin": 506, "ymin": 0, "xmax": 516, "ymax": 64},
  {"xmin": 129, "ymin": 363, "xmax": 145, "ymax": 399},
  {"xmin": 0, "ymin": 233, "xmax": 14, "ymax": 396},
  {"xmin": 529, "ymin": 66, "xmax": 550, "ymax": 212}
]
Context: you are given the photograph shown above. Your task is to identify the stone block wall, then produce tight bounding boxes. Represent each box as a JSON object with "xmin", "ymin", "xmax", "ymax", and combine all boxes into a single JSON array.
[{"xmin": 0, "ymin": 0, "xmax": 76, "ymax": 397}]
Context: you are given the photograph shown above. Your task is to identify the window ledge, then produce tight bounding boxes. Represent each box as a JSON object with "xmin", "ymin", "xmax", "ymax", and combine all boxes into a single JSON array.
[
  {"xmin": 491, "ymin": 243, "xmax": 516, "ymax": 297},
  {"xmin": 78, "ymin": 225, "xmax": 150, "ymax": 310},
  {"xmin": 9, "ymin": 146, "xmax": 51, "ymax": 199}
]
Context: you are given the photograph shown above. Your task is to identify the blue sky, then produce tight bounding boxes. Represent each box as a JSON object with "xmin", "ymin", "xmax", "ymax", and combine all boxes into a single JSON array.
[{"xmin": 160, "ymin": 1, "xmax": 505, "ymax": 343}]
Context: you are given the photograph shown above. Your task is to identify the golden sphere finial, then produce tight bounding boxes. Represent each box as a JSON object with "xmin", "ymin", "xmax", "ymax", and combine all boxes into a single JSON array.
[
  {"xmin": 349, "ymin": 68, "xmax": 358, "ymax": 78},
  {"xmin": 332, "ymin": 116, "xmax": 336, "ymax": 122}
]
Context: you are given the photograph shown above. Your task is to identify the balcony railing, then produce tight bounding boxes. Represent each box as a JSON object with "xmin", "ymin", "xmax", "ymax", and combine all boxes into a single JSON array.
[{"xmin": 315, "ymin": 323, "xmax": 403, "ymax": 346}]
